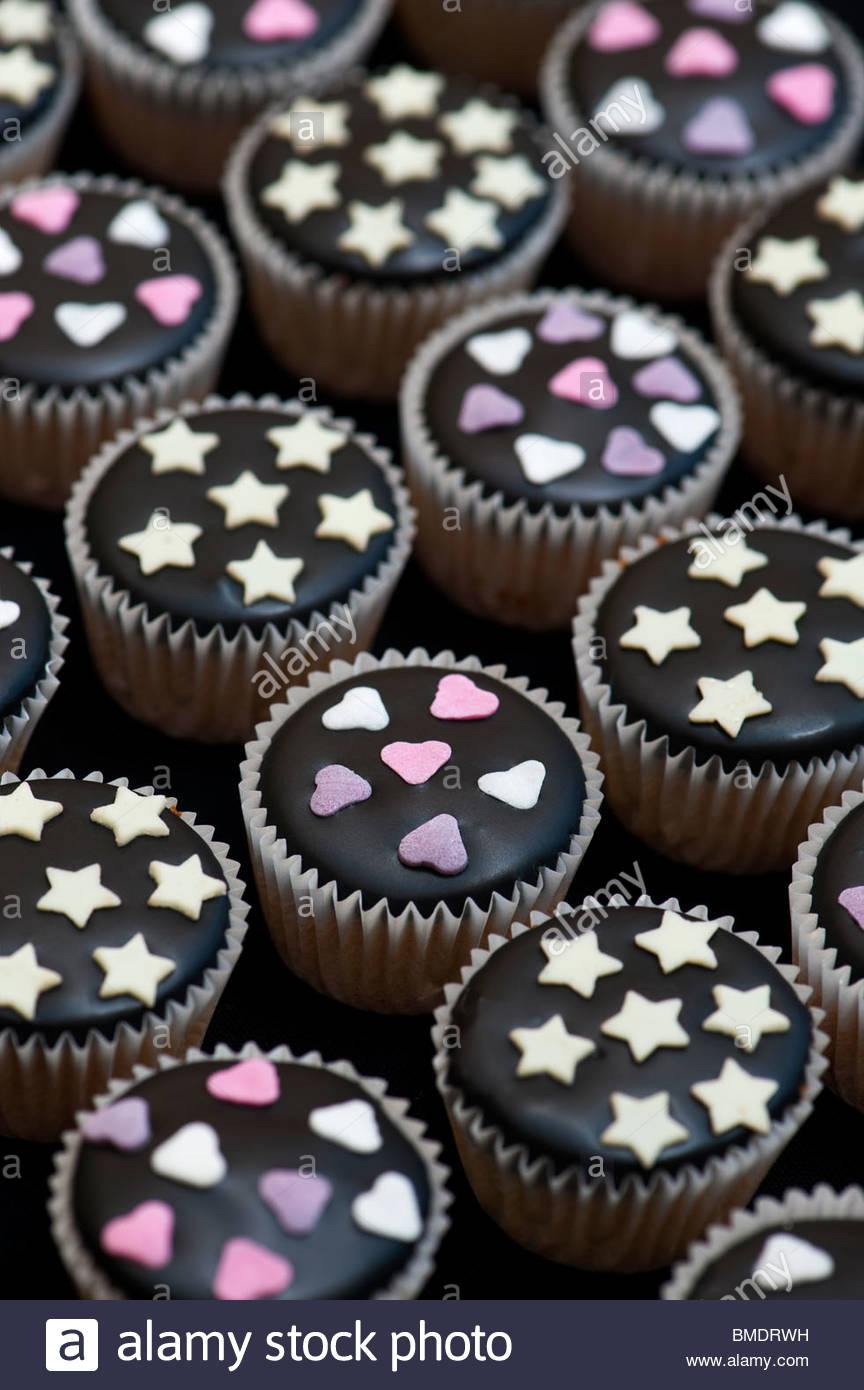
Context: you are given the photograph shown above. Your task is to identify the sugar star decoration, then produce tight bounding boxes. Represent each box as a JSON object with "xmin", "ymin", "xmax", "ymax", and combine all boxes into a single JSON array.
[
  {"xmin": 509, "ymin": 1014, "xmax": 595, "ymax": 1084},
  {"xmin": 261, "ymin": 160, "xmax": 341, "ymax": 224},
  {"xmin": 600, "ymin": 991, "xmax": 690, "ymax": 1063},
  {"xmin": 267, "ymin": 415, "xmax": 347, "ymax": 473},
  {"xmin": 90, "ymin": 786, "xmax": 170, "ymax": 847},
  {"xmin": 688, "ymin": 670, "xmax": 773, "ymax": 739},
  {"xmin": 337, "ymin": 199, "xmax": 414, "ymax": 267},
  {"xmin": 691, "ymin": 1057, "xmax": 778, "ymax": 1135},
  {"xmin": 0, "ymin": 781, "xmax": 62, "ymax": 840},
  {"xmin": 118, "ymin": 513, "xmax": 202, "ymax": 575},
  {"xmin": 687, "ymin": 538, "xmax": 769, "ymax": 587},
  {"xmin": 425, "ymin": 189, "xmax": 502, "ymax": 253},
  {"xmin": 226, "ymin": 540, "xmax": 304, "ymax": 606},
  {"xmin": 537, "ymin": 931, "xmax": 623, "ymax": 998},
  {"xmin": 93, "ymin": 932, "xmax": 174, "ymax": 1007},
  {"xmin": 140, "ymin": 417, "xmax": 219, "ymax": 476},
  {"xmin": 148, "ymin": 854, "xmax": 227, "ymax": 920},
  {"xmin": 315, "ymin": 489, "xmax": 394, "ymax": 552},
  {"xmin": 702, "ymin": 984, "xmax": 790, "ymax": 1053},
  {"xmin": 600, "ymin": 1091, "xmax": 689, "ymax": 1169},
  {"xmin": 470, "ymin": 154, "xmax": 546, "ymax": 211},
  {"xmin": 0, "ymin": 0, "xmax": 52, "ymax": 43},
  {"xmin": 364, "ymin": 131, "xmax": 444, "ymax": 184},
  {"xmin": 364, "ymin": 65, "xmax": 445, "ymax": 121},
  {"xmin": 816, "ymin": 636, "xmax": 864, "ymax": 698},
  {"xmin": 818, "ymin": 553, "xmax": 864, "ymax": 608},
  {"xmin": 37, "ymin": 863, "xmax": 120, "ymax": 930},
  {"xmin": 807, "ymin": 290, "xmax": 864, "ymax": 354},
  {"xmin": 0, "ymin": 44, "xmax": 54, "ymax": 104},
  {"xmin": 619, "ymin": 605, "xmax": 701, "ymax": 666},
  {"xmin": 0, "ymin": 943, "xmax": 60, "ymax": 1020},
  {"xmin": 635, "ymin": 910, "xmax": 721, "ymax": 975},
  {"xmin": 745, "ymin": 235, "xmax": 828, "ymax": 296},
  {"xmin": 206, "ymin": 471, "xmax": 288, "ymax": 529},
  {"xmin": 816, "ymin": 176, "xmax": 864, "ymax": 233},
  {"xmin": 270, "ymin": 97, "xmax": 350, "ymax": 150},
  {"xmin": 438, "ymin": 98, "xmax": 519, "ymax": 155},
  {"xmin": 723, "ymin": 588, "xmax": 807, "ymax": 647}
]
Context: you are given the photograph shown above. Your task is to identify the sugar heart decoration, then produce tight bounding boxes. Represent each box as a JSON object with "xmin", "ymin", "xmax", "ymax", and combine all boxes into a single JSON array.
[
  {"xmin": 43, "ymin": 236, "xmax": 106, "ymax": 285},
  {"xmin": 136, "ymin": 274, "xmax": 203, "ymax": 326},
  {"xmin": 107, "ymin": 200, "xmax": 171, "ymax": 249},
  {"xmin": 0, "ymin": 227, "xmax": 21, "ymax": 275},
  {"xmin": 380, "ymin": 740, "xmax": 451, "ymax": 785},
  {"xmin": 352, "ymin": 1172, "xmax": 423, "ymax": 1242},
  {"xmin": 548, "ymin": 357, "xmax": 619, "ymax": 409},
  {"xmin": 838, "ymin": 885, "xmax": 864, "ymax": 929},
  {"xmin": 756, "ymin": 1234, "xmax": 834, "ymax": 1288},
  {"xmin": 611, "ymin": 309, "xmax": 678, "ymax": 360},
  {"xmin": 398, "ymin": 813, "xmax": 468, "ymax": 876},
  {"xmin": 687, "ymin": 0, "xmax": 749, "ymax": 21},
  {"xmin": 55, "ymin": 301, "xmax": 127, "ymax": 347},
  {"xmin": 150, "ymin": 1121, "xmax": 227, "ymax": 1188},
  {"xmin": 244, "ymin": 0, "xmax": 318, "ymax": 40},
  {"xmin": 665, "ymin": 26, "xmax": 739, "ymax": 76},
  {"xmin": 11, "ymin": 186, "xmax": 79, "ymax": 234},
  {"xmin": 0, "ymin": 291, "xmax": 33, "ymax": 341},
  {"xmin": 309, "ymin": 1098, "xmax": 383, "ymax": 1153},
  {"xmin": 478, "ymin": 759, "xmax": 547, "ymax": 810},
  {"xmin": 82, "ymin": 1097, "xmax": 151, "ymax": 1151},
  {"xmin": 212, "ymin": 1237, "xmax": 294, "ymax": 1300},
  {"xmin": 602, "ymin": 426, "xmax": 666, "ymax": 476},
  {"xmin": 430, "ymin": 673, "xmax": 500, "ymax": 720},
  {"xmin": 514, "ymin": 434, "xmax": 586, "ymax": 485},
  {"xmin": 650, "ymin": 401, "xmax": 721, "ymax": 451},
  {"xmin": 0, "ymin": 599, "xmax": 20, "ymax": 629},
  {"xmin": 259, "ymin": 1169, "xmax": 333, "ymax": 1235},
  {"xmin": 321, "ymin": 686, "xmax": 390, "ymax": 731},
  {"xmin": 465, "ymin": 327, "xmax": 533, "ymax": 375},
  {"xmin": 206, "ymin": 1058, "xmax": 281, "ymax": 1107},
  {"xmin": 458, "ymin": 383, "xmax": 524, "ymax": 434},
  {"xmin": 144, "ymin": 2, "xmax": 213, "ymax": 64},
  {"xmin": 757, "ymin": 2, "xmax": 831, "ymax": 54},
  {"xmin": 310, "ymin": 764, "xmax": 372, "ymax": 816},
  {"xmin": 588, "ymin": 1, "xmax": 661, "ymax": 52},
  {"xmin": 767, "ymin": 63, "xmax": 835, "ymax": 125},
  {"xmin": 536, "ymin": 301, "xmax": 605, "ymax": 343},
  {"xmin": 594, "ymin": 78, "xmax": 666, "ymax": 136},
  {"xmin": 683, "ymin": 96, "xmax": 755, "ymax": 154},
  {"xmin": 101, "ymin": 1200, "xmax": 175, "ymax": 1270},
  {"xmin": 632, "ymin": 356, "xmax": 702, "ymax": 402}
]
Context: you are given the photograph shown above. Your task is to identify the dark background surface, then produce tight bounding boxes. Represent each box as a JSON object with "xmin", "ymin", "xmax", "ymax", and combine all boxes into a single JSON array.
[{"xmin": 2, "ymin": 1, "xmax": 864, "ymax": 1302}]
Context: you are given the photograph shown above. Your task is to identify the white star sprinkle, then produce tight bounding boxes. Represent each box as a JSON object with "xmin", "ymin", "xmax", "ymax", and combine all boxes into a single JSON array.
[
  {"xmin": 261, "ymin": 160, "xmax": 341, "ymax": 224},
  {"xmin": 0, "ymin": 782, "xmax": 62, "ymax": 840},
  {"xmin": 816, "ymin": 176, "xmax": 864, "ymax": 233},
  {"xmin": 702, "ymin": 984, "xmax": 790, "ymax": 1052},
  {"xmin": 37, "ymin": 863, "xmax": 120, "ymax": 930},
  {"xmin": 226, "ymin": 540, "xmax": 304, "ymax": 606},
  {"xmin": 365, "ymin": 131, "xmax": 444, "ymax": 184},
  {"xmin": 807, "ymin": 290, "xmax": 864, "ymax": 354},
  {"xmin": 600, "ymin": 1091, "xmax": 689, "ymax": 1169},
  {"xmin": 364, "ymin": 65, "xmax": 445, "ymax": 121},
  {"xmin": 635, "ymin": 910, "xmax": 721, "ymax": 975},
  {"xmin": 148, "ymin": 854, "xmax": 227, "ymax": 921},
  {"xmin": 818, "ymin": 553, "xmax": 864, "ymax": 608},
  {"xmin": 816, "ymin": 636, "xmax": 864, "ymax": 698},
  {"xmin": 509, "ymin": 1014, "xmax": 596, "ymax": 1084},
  {"xmin": 93, "ymin": 932, "xmax": 175, "ymax": 1007},
  {"xmin": 0, "ymin": 1, "xmax": 52, "ymax": 43},
  {"xmin": 425, "ymin": 188, "xmax": 502, "ymax": 253},
  {"xmin": 206, "ymin": 471, "xmax": 288, "ymax": 529},
  {"xmin": 270, "ymin": 97, "xmax": 350, "ymax": 149},
  {"xmin": 687, "ymin": 539, "xmax": 769, "ymax": 587},
  {"xmin": 118, "ymin": 513, "xmax": 202, "ymax": 575},
  {"xmin": 315, "ymin": 488, "xmax": 394, "ymax": 552},
  {"xmin": 470, "ymin": 153, "xmax": 546, "ymax": 210},
  {"xmin": 267, "ymin": 415, "xmax": 347, "ymax": 473},
  {"xmin": 0, "ymin": 943, "xmax": 60, "ymax": 1020},
  {"xmin": 723, "ymin": 588, "xmax": 807, "ymax": 647},
  {"xmin": 90, "ymin": 786, "xmax": 170, "ymax": 846},
  {"xmin": 691, "ymin": 1057, "xmax": 778, "ymax": 1135},
  {"xmin": 140, "ymin": 417, "xmax": 219, "ymax": 476},
  {"xmin": 689, "ymin": 670, "xmax": 773, "ymax": 739},
  {"xmin": 601, "ymin": 991, "xmax": 690, "ymax": 1063},
  {"xmin": 619, "ymin": 605, "xmax": 701, "ymax": 666},
  {"xmin": 0, "ymin": 44, "xmax": 54, "ymax": 104},
  {"xmin": 338, "ymin": 199, "xmax": 414, "ymax": 267},
  {"xmin": 439, "ymin": 98, "xmax": 519, "ymax": 154},
  {"xmin": 538, "ymin": 931, "xmax": 623, "ymax": 997},
  {"xmin": 745, "ymin": 235, "xmax": 828, "ymax": 296}
]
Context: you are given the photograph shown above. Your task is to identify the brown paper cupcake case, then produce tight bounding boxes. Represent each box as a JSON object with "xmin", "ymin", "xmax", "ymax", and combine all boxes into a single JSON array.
[
  {"xmin": 662, "ymin": 1183, "xmax": 864, "ymax": 1299},
  {"xmin": 64, "ymin": 393, "xmax": 416, "ymax": 744},
  {"xmin": 540, "ymin": 2, "xmax": 864, "ymax": 301},
  {"xmin": 395, "ymin": 0, "xmax": 573, "ymax": 98},
  {"xmin": 0, "ymin": 18, "xmax": 81, "ymax": 183},
  {"xmin": 0, "ymin": 770, "xmax": 249, "ymax": 1142},
  {"xmin": 48, "ymin": 1041, "xmax": 452, "ymax": 1300},
  {"xmin": 0, "ymin": 547, "xmax": 68, "ymax": 775},
  {"xmin": 223, "ymin": 87, "xmax": 571, "ymax": 401},
  {"xmin": 400, "ymin": 287, "xmax": 741, "ymax": 630},
  {"xmin": 573, "ymin": 513, "xmax": 864, "ymax": 874},
  {"xmin": 239, "ymin": 646, "xmax": 603, "ymax": 1015},
  {"xmin": 67, "ymin": 0, "xmax": 391, "ymax": 192},
  {"xmin": 432, "ymin": 896, "xmax": 828, "ymax": 1274},
  {"xmin": 0, "ymin": 172, "xmax": 238, "ymax": 511}
]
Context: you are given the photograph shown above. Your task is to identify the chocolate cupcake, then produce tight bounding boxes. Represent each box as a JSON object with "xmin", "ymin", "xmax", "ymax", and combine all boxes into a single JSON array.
[
  {"xmin": 67, "ymin": 0, "xmax": 390, "ymax": 192},
  {"xmin": 395, "ymin": 0, "xmax": 572, "ymax": 98},
  {"xmin": 401, "ymin": 287, "xmax": 740, "ymax": 628},
  {"xmin": 0, "ymin": 547, "xmax": 67, "ymax": 773},
  {"xmin": 240, "ymin": 648, "xmax": 602, "ymax": 1013},
  {"xmin": 434, "ymin": 898, "xmax": 825, "ymax": 1272},
  {"xmin": 224, "ymin": 65, "xmax": 568, "ymax": 398},
  {"xmin": 50, "ymin": 1045, "xmax": 451, "ymax": 1300},
  {"xmin": 540, "ymin": 0, "xmax": 864, "ymax": 300},
  {"xmin": 0, "ymin": 1, "xmax": 80, "ymax": 182},
  {"xmin": 0, "ymin": 772, "xmax": 248, "ymax": 1141},
  {"xmin": 575, "ymin": 514, "xmax": 864, "ymax": 872},
  {"xmin": 65, "ymin": 395, "xmax": 414, "ymax": 744},
  {"xmin": 0, "ymin": 172, "xmax": 237, "ymax": 508}
]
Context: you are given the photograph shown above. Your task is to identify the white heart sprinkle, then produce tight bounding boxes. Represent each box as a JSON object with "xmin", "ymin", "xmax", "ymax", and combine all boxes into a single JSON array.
[
  {"xmin": 515, "ymin": 434, "xmax": 585, "ymax": 485},
  {"xmin": 309, "ymin": 1099, "xmax": 383, "ymax": 1154},
  {"xmin": 0, "ymin": 227, "xmax": 21, "ymax": 276},
  {"xmin": 107, "ymin": 200, "xmax": 171, "ymax": 249},
  {"xmin": 650, "ymin": 402, "xmax": 720, "ymax": 452},
  {"xmin": 755, "ymin": 1233, "xmax": 835, "ymax": 1289},
  {"xmin": 478, "ymin": 759, "xmax": 546, "ymax": 809},
  {"xmin": 757, "ymin": 2, "xmax": 830, "ymax": 53},
  {"xmin": 321, "ymin": 686, "xmax": 390, "ymax": 732},
  {"xmin": 150, "ymin": 1122, "xmax": 226, "ymax": 1189},
  {"xmin": 144, "ymin": 2, "xmax": 213, "ymax": 64},
  {"xmin": 352, "ymin": 1171, "xmax": 423, "ymax": 1242},
  {"xmin": 611, "ymin": 309, "xmax": 678, "ymax": 361},
  {"xmin": 593, "ymin": 78, "xmax": 666, "ymax": 137},
  {"xmin": 55, "ymin": 301, "xmax": 127, "ymax": 347},
  {"xmin": 465, "ymin": 327, "xmax": 533, "ymax": 376},
  {"xmin": 0, "ymin": 600, "xmax": 20, "ymax": 630}
]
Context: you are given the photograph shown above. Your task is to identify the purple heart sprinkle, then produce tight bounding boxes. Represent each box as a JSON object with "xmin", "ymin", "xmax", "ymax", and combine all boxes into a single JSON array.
[
  {"xmin": 398, "ymin": 813, "xmax": 468, "ymax": 876},
  {"xmin": 632, "ymin": 356, "xmax": 702, "ymax": 403},
  {"xmin": 310, "ymin": 764, "xmax": 372, "ymax": 817},
  {"xmin": 82, "ymin": 1097, "xmax": 152, "ymax": 1152},
  {"xmin": 683, "ymin": 97, "xmax": 755, "ymax": 156},
  {"xmin": 602, "ymin": 426, "xmax": 666, "ymax": 477},
  {"xmin": 458, "ymin": 384, "xmax": 525, "ymax": 435},
  {"xmin": 43, "ymin": 236, "xmax": 106, "ymax": 285},
  {"xmin": 537, "ymin": 301, "xmax": 605, "ymax": 344},
  {"xmin": 259, "ymin": 1170, "xmax": 333, "ymax": 1236},
  {"xmin": 839, "ymin": 886, "xmax": 864, "ymax": 930},
  {"xmin": 687, "ymin": 0, "xmax": 750, "ymax": 21}
]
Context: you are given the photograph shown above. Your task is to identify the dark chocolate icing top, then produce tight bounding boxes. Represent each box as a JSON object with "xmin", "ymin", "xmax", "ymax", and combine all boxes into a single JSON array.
[
  {"xmin": 688, "ymin": 1218, "xmax": 864, "ymax": 1298},
  {"xmin": 0, "ymin": 551, "xmax": 51, "ymax": 721},
  {"xmin": 0, "ymin": 0, "xmax": 62, "ymax": 133},
  {"xmin": 811, "ymin": 799, "xmax": 864, "ymax": 986}
]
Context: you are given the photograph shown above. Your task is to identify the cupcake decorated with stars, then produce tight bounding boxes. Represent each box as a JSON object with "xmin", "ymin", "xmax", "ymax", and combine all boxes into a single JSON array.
[{"xmin": 0, "ymin": 0, "xmax": 80, "ymax": 182}]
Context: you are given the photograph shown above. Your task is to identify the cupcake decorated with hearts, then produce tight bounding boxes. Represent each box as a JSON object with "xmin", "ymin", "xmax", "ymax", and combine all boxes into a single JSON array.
[
  {"xmin": 394, "ymin": 0, "xmax": 574, "ymax": 98},
  {"xmin": 0, "ymin": 0, "xmax": 81, "ymax": 183},
  {"xmin": 0, "ymin": 546, "xmax": 68, "ymax": 775}
]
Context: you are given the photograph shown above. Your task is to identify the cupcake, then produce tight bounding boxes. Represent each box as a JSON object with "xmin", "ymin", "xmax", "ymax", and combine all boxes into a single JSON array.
[
  {"xmin": 574, "ymin": 515, "xmax": 864, "ymax": 873},
  {"xmin": 240, "ymin": 648, "xmax": 603, "ymax": 1013},
  {"xmin": 433, "ymin": 898, "xmax": 825, "ymax": 1272},
  {"xmin": 0, "ymin": 173, "xmax": 238, "ymax": 509},
  {"xmin": 66, "ymin": 0, "xmax": 391, "ymax": 192},
  {"xmin": 50, "ymin": 1045, "xmax": 451, "ymax": 1300},
  {"xmin": 664, "ymin": 1185, "xmax": 864, "ymax": 1298},
  {"xmin": 0, "ymin": 547, "xmax": 68, "ymax": 773},
  {"xmin": 0, "ymin": 771, "xmax": 248, "ymax": 1141},
  {"xmin": 395, "ymin": 0, "xmax": 572, "ymax": 98},
  {"xmin": 540, "ymin": 0, "xmax": 864, "ymax": 300},
  {"xmin": 401, "ymin": 287, "xmax": 740, "ymax": 629},
  {"xmin": 712, "ymin": 171, "xmax": 864, "ymax": 519},
  {"xmin": 223, "ymin": 65, "xmax": 569, "ymax": 398},
  {"xmin": 0, "ymin": 1, "xmax": 81, "ymax": 182},
  {"xmin": 65, "ymin": 395, "xmax": 415, "ymax": 744}
]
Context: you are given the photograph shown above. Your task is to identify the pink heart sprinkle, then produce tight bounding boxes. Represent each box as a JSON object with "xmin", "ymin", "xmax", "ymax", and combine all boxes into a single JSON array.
[
  {"xmin": 206, "ymin": 1058, "xmax": 281, "ymax": 1107},
  {"xmin": 839, "ymin": 886, "xmax": 864, "ymax": 930},
  {"xmin": 0, "ymin": 291, "xmax": 34, "ymax": 341},
  {"xmin": 259, "ymin": 1169, "xmax": 333, "ymax": 1235},
  {"xmin": 213, "ymin": 1237, "xmax": 294, "ymax": 1300},
  {"xmin": 381, "ymin": 740, "xmax": 452, "ymax": 786},
  {"xmin": 458, "ymin": 383, "xmax": 524, "ymax": 434},
  {"xmin": 82, "ymin": 1097, "xmax": 151, "ymax": 1151},
  {"xmin": 11, "ymin": 186, "xmax": 79, "ymax": 235},
  {"xmin": 602, "ymin": 426, "xmax": 666, "ymax": 476},
  {"xmin": 309, "ymin": 764, "xmax": 372, "ymax": 817},
  {"xmin": 243, "ymin": 0, "xmax": 319, "ymax": 41},
  {"xmin": 665, "ymin": 26, "xmax": 738, "ymax": 77},
  {"xmin": 687, "ymin": 0, "xmax": 749, "ymax": 21},
  {"xmin": 683, "ymin": 97, "xmax": 755, "ymax": 155},
  {"xmin": 101, "ymin": 1200, "xmax": 174, "ymax": 1270},
  {"xmin": 588, "ymin": 0, "xmax": 661, "ymax": 51},
  {"xmin": 430, "ymin": 673, "xmax": 500, "ymax": 721},
  {"xmin": 43, "ymin": 235, "xmax": 106, "ymax": 285},
  {"xmin": 135, "ymin": 274, "xmax": 203, "ymax": 326},
  {"xmin": 767, "ymin": 64, "xmax": 836, "ymax": 126},
  {"xmin": 537, "ymin": 301, "xmax": 605, "ymax": 344},
  {"xmin": 548, "ymin": 357, "xmax": 619, "ymax": 409},
  {"xmin": 398, "ymin": 813, "xmax": 468, "ymax": 877},
  {"xmin": 632, "ymin": 356, "xmax": 702, "ymax": 403}
]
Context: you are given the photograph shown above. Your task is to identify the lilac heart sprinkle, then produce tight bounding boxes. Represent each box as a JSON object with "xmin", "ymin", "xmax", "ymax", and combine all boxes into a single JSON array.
[
  {"xmin": 687, "ymin": 0, "xmax": 750, "ymax": 21},
  {"xmin": 310, "ymin": 764, "xmax": 372, "ymax": 817},
  {"xmin": 398, "ymin": 813, "xmax": 468, "ymax": 876},
  {"xmin": 537, "ymin": 301, "xmax": 605, "ymax": 344},
  {"xmin": 632, "ymin": 356, "xmax": 702, "ymax": 403},
  {"xmin": 683, "ymin": 97, "xmax": 755, "ymax": 156},
  {"xmin": 82, "ymin": 1097, "xmax": 152, "ymax": 1151},
  {"xmin": 602, "ymin": 426, "xmax": 666, "ymax": 476},
  {"xmin": 259, "ymin": 1170, "xmax": 333, "ymax": 1236},
  {"xmin": 839, "ymin": 886, "xmax": 864, "ymax": 931},
  {"xmin": 458, "ymin": 384, "xmax": 525, "ymax": 434},
  {"xmin": 43, "ymin": 236, "xmax": 106, "ymax": 285}
]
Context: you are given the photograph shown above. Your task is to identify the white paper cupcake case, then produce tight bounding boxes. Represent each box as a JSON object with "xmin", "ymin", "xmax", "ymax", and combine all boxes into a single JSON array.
[
  {"xmin": 662, "ymin": 1183, "xmax": 864, "ymax": 1299},
  {"xmin": 432, "ymin": 895, "xmax": 828, "ymax": 1274},
  {"xmin": 573, "ymin": 513, "xmax": 864, "ymax": 874},
  {"xmin": 48, "ymin": 1041, "xmax": 453, "ymax": 1300},
  {"xmin": 223, "ymin": 87, "xmax": 570, "ymax": 401},
  {"xmin": 66, "ymin": 0, "xmax": 391, "ymax": 192},
  {"xmin": 540, "ymin": 1, "xmax": 864, "ymax": 301},
  {"xmin": 0, "ymin": 19, "xmax": 81, "ymax": 183},
  {"xmin": 64, "ymin": 393, "xmax": 416, "ymax": 744},
  {"xmin": 0, "ymin": 770, "xmax": 249, "ymax": 1142},
  {"xmin": 0, "ymin": 172, "xmax": 238, "ymax": 511},
  {"xmin": 395, "ymin": 0, "xmax": 572, "ymax": 97},
  {"xmin": 239, "ymin": 646, "xmax": 604, "ymax": 1015},
  {"xmin": 400, "ymin": 287, "xmax": 741, "ymax": 630},
  {"xmin": 0, "ymin": 548, "xmax": 69, "ymax": 775}
]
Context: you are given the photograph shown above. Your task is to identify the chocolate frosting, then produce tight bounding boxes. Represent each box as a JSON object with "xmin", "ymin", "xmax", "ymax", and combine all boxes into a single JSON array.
[
  {"xmin": 689, "ymin": 1219, "xmax": 864, "ymax": 1298},
  {"xmin": 811, "ymin": 800, "xmax": 864, "ymax": 985},
  {"xmin": 0, "ymin": 552, "xmax": 51, "ymax": 721}
]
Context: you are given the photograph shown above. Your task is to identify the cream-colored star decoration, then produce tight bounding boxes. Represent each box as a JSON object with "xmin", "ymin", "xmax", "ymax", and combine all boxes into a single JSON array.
[
  {"xmin": 816, "ymin": 636, "xmax": 864, "ymax": 698},
  {"xmin": 807, "ymin": 290, "xmax": 864, "ymax": 354},
  {"xmin": 601, "ymin": 991, "xmax": 690, "ymax": 1063},
  {"xmin": 600, "ymin": 1091, "xmax": 689, "ymax": 1169},
  {"xmin": 745, "ymin": 235, "xmax": 828, "ymax": 296},
  {"xmin": 0, "ymin": 781, "xmax": 62, "ymax": 840},
  {"xmin": 438, "ymin": 98, "xmax": 519, "ymax": 154},
  {"xmin": 619, "ymin": 605, "xmax": 701, "ymax": 666},
  {"xmin": 90, "ymin": 786, "xmax": 170, "ymax": 847},
  {"xmin": 818, "ymin": 553, "xmax": 864, "ymax": 608},
  {"xmin": 267, "ymin": 415, "xmax": 347, "ymax": 473},
  {"xmin": 470, "ymin": 154, "xmax": 546, "ymax": 210},
  {"xmin": 364, "ymin": 65, "xmax": 445, "ymax": 121},
  {"xmin": 226, "ymin": 540, "xmax": 304, "ymax": 606},
  {"xmin": 425, "ymin": 189, "xmax": 502, "ymax": 253},
  {"xmin": 687, "ymin": 538, "xmax": 769, "ymax": 587},
  {"xmin": 261, "ymin": 160, "xmax": 341, "ymax": 224},
  {"xmin": 140, "ymin": 417, "xmax": 219, "ymax": 476},
  {"xmin": 635, "ymin": 910, "xmax": 721, "ymax": 975},
  {"xmin": 0, "ymin": 0, "xmax": 52, "ymax": 43},
  {"xmin": 94, "ymin": 932, "xmax": 175, "ymax": 1007},
  {"xmin": 691, "ymin": 1057, "xmax": 778, "ymax": 1135},
  {"xmin": 0, "ymin": 942, "xmax": 60, "ymax": 1020},
  {"xmin": 702, "ymin": 984, "xmax": 790, "ymax": 1053},
  {"xmin": 509, "ymin": 1014, "xmax": 596, "ymax": 1084},
  {"xmin": 723, "ymin": 588, "xmax": 807, "ymax": 647},
  {"xmin": 315, "ymin": 488, "xmax": 394, "ymax": 552},
  {"xmin": 538, "ymin": 931, "xmax": 623, "ymax": 997},
  {"xmin": 206, "ymin": 471, "xmax": 288, "ymax": 529},
  {"xmin": 148, "ymin": 854, "xmax": 227, "ymax": 920},
  {"xmin": 816, "ymin": 176, "xmax": 864, "ymax": 233},
  {"xmin": 0, "ymin": 43, "xmax": 54, "ymax": 104},
  {"xmin": 37, "ymin": 863, "xmax": 120, "ymax": 930},
  {"xmin": 337, "ymin": 199, "xmax": 414, "ymax": 267},
  {"xmin": 689, "ymin": 670, "xmax": 773, "ymax": 739},
  {"xmin": 270, "ymin": 97, "xmax": 350, "ymax": 150},
  {"xmin": 365, "ymin": 131, "xmax": 444, "ymax": 184},
  {"xmin": 118, "ymin": 513, "xmax": 202, "ymax": 575}
]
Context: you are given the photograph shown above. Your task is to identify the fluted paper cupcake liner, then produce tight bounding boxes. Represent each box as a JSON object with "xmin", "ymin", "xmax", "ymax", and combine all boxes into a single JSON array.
[
  {"xmin": 400, "ymin": 287, "xmax": 741, "ymax": 630},
  {"xmin": 662, "ymin": 1183, "xmax": 864, "ymax": 1299},
  {"xmin": 0, "ymin": 18, "xmax": 81, "ymax": 183},
  {"xmin": 395, "ymin": 0, "xmax": 573, "ymax": 98},
  {"xmin": 67, "ymin": 0, "xmax": 391, "ymax": 192},
  {"xmin": 65, "ymin": 394, "xmax": 415, "ymax": 744},
  {"xmin": 49, "ymin": 1041, "xmax": 452, "ymax": 1300},
  {"xmin": 0, "ymin": 548, "xmax": 68, "ymax": 775},
  {"xmin": 0, "ymin": 770, "xmax": 249, "ymax": 1142},
  {"xmin": 573, "ymin": 513, "xmax": 864, "ymax": 873},
  {"xmin": 540, "ymin": 1, "xmax": 864, "ymax": 301},
  {"xmin": 433, "ymin": 895, "xmax": 827, "ymax": 1273},
  {"xmin": 239, "ymin": 647, "xmax": 603, "ymax": 1014},
  {"xmin": 0, "ymin": 172, "xmax": 238, "ymax": 510}
]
